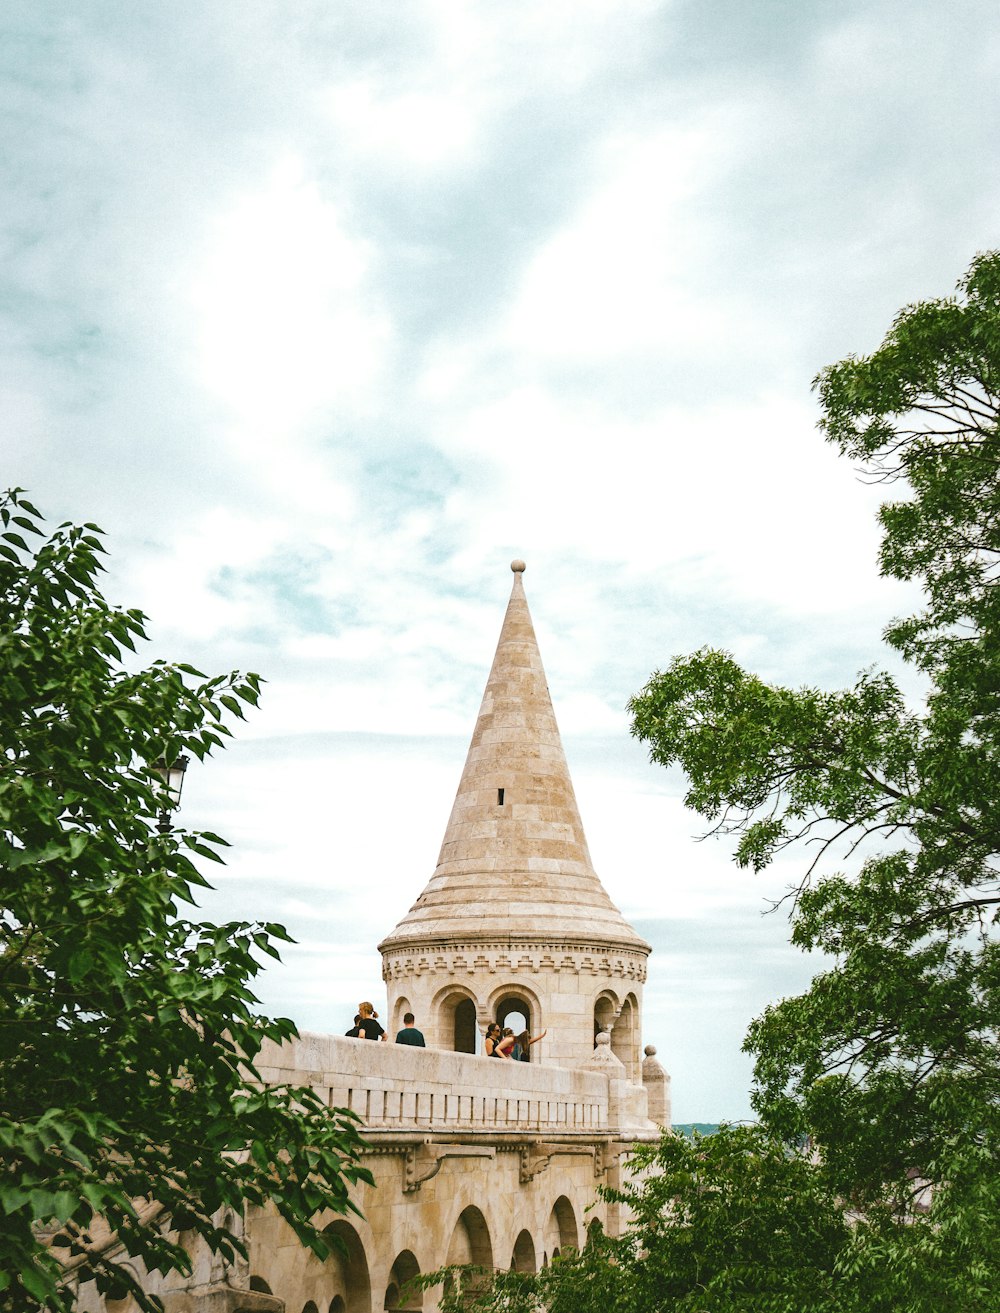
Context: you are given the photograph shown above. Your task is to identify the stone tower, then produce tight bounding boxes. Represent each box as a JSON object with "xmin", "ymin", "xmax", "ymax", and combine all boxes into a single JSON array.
[
  {"xmin": 379, "ymin": 561, "xmax": 651, "ymax": 1077},
  {"xmin": 71, "ymin": 560, "xmax": 669, "ymax": 1312}
]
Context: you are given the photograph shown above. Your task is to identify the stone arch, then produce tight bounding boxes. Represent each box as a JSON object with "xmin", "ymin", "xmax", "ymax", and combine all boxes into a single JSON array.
[
  {"xmin": 249, "ymin": 1277, "xmax": 273, "ymax": 1293},
  {"xmin": 454, "ymin": 997, "xmax": 478, "ymax": 1053},
  {"xmin": 323, "ymin": 1219, "xmax": 372, "ymax": 1313},
  {"xmin": 392, "ymin": 995, "xmax": 412, "ymax": 1035},
  {"xmin": 612, "ymin": 992, "xmax": 639, "ymax": 1076},
  {"xmin": 445, "ymin": 1203, "xmax": 494, "ymax": 1270},
  {"xmin": 498, "ymin": 999, "xmax": 528, "ymax": 1033},
  {"xmin": 546, "ymin": 1195, "xmax": 579, "ymax": 1254},
  {"xmin": 302, "ymin": 1303, "xmax": 319, "ymax": 1313},
  {"xmin": 384, "ymin": 1249, "xmax": 421, "ymax": 1310},
  {"xmin": 431, "ymin": 983, "xmax": 479, "ymax": 1053},
  {"xmin": 511, "ymin": 1229, "xmax": 536, "ymax": 1273},
  {"xmin": 487, "ymin": 981, "xmax": 542, "ymax": 1035},
  {"xmin": 593, "ymin": 989, "xmax": 619, "ymax": 1045}
]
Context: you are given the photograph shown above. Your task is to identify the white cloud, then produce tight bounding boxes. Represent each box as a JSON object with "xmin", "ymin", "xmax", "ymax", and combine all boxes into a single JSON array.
[
  {"xmin": 4, "ymin": 0, "xmax": 994, "ymax": 1120},
  {"xmin": 500, "ymin": 122, "xmax": 727, "ymax": 359},
  {"xmin": 189, "ymin": 157, "xmax": 391, "ymax": 432},
  {"xmin": 320, "ymin": 81, "xmax": 482, "ymax": 171}
]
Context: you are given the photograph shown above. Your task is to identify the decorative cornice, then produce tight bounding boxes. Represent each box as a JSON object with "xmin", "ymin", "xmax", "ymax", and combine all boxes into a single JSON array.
[{"xmin": 381, "ymin": 941, "xmax": 647, "ymax": 984}]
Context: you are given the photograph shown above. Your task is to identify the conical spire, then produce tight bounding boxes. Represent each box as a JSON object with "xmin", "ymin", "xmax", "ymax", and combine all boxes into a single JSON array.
[{"xmin": 379, "ymin": 561, "xmax": 649, "ymax": 953}]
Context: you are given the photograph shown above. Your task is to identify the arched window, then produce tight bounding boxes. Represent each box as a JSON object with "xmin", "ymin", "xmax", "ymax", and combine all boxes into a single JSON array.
[
  {"xmin": 511, "ymin": 1229, "xmax": 536, "ymax": 1273},
  {"xmin": 392, "ymin": 996, "xmax": 412, "ymax": 1035},
  {"xmin": 495, "ymin": 992, "xmax": 531, "ymax": 1037},
  {"xmin": 594, "ymin": 994, "xmax": 617, "ymax": 1046},
  {"xmin": 454, "ymin": 997, "xmax": 477, "ymax": 1052},
  {"xmin": 322, "ymin": 1220, "xmax": 371, "ymax": 1313},
  {"xmin": 446, "ymin": 1205, "xmax": 494, "ymax": 1270},
  {"xmin": 434, "ymin": 987, "xmax": 479, "ymax": 1053},
  {"xmin": 546, "ymin": 1196, "xmax": 578, "ymax": 1255},
  {"xmin": 612, "ymin": 994, "xmax": 637, "ymax": 1076},
  {"xmin": 385, "ymin": 1249, "xmax": 421, "ymax": 1310}
]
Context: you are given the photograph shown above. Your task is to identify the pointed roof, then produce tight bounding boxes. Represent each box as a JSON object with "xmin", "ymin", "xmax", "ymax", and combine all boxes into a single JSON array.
[{"xmin": 378, "ymin": 561, "xmax": 650, "ymax": 954}]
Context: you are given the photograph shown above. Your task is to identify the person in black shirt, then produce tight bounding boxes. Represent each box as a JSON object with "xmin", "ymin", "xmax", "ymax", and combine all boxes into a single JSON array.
[
  {"xmin": 395, "ymin": 1012, "xmax": 426, "ymax": 1046},
  {"xmin": 356, "ymin": 1000, "xmax": 385, "ymax": 1041}
]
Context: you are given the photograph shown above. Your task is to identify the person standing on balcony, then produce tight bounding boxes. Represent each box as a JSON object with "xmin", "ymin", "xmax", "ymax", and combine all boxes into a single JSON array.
[
  {"xmin": 395, "ymin": 1012, "xmax": 426, "ymax": 1046},
  {"xmin": 357, "ymin": 1001, "xmax": 385, "ymax": 1041},
  {"xmin": 496, "ymin": 1027, "xmax": 517, "ymax": 1059},
  {"xmin": 513, "ymin": 1028, "xmax": 546, "ymax": 1061}
]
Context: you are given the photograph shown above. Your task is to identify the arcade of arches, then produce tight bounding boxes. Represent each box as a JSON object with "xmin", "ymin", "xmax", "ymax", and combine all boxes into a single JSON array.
[
  {"xmin": 418, "ymin": 982, "xmax": 643, "ymax": 1075},
  {"xmin": 232, "ymin": 1188, "xmax": 584, "ymax": 1313}
]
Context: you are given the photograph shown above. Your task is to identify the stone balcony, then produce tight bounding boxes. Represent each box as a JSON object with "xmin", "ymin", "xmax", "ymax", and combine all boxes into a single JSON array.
[{"xmin": 254, "ymin": 1031, "xmax": 661, "ymax": 1140}]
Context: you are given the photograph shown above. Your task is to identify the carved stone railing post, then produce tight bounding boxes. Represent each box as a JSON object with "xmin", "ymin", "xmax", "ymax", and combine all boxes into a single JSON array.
[
  {"xmin": 641, "ymin": 1044, "xmax": 670, "ymax": 1128},
  {"xmin": 578, "ymin": 1032, "xmax": 628, "ymax": 1128}
]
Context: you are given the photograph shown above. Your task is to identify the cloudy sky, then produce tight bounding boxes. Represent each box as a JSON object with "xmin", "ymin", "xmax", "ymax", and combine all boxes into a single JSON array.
[{"xmin": 4, "ymin": 1, "xmax": 999, "ymax": 1121}]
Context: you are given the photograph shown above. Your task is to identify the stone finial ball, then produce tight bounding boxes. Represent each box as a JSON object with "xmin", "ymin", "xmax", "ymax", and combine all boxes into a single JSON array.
[
  {"xmin": 644, "ymin": 1045, "xmax": 657, "ymax": 1057},
  {"xmin": 510, "ymin": 559, "xmax": 526, "ymax": 573},
  {"xmin": 595, "ymin": 1031, "xmax": 611, "ymax": 1046}
]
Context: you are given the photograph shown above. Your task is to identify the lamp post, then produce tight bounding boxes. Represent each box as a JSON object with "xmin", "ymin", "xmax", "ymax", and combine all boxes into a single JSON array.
[{"xmin": 153, "ymin": 755, "xmax": 189, "ymax": 834}]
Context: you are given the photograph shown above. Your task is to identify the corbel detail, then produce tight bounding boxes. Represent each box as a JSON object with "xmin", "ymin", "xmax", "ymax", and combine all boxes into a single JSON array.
[
  {"xmin": 519, "ymin": 1142, "xmax": 597, "ymax": 1184},
  {"xmin": 403, "ymin": 1143, "xmax": 495, "ymax": 1193},
  {"xmin": 518, "ymin": 1145, "xmax": 553, "ymax": 1184},
  {"xmin": 594, "ymin": 1141, "xmax": 630, "ymax": 1179}
]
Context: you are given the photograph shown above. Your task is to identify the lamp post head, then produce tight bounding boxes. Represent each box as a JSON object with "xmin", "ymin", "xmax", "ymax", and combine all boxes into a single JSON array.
[{"xmin": 154, "ymin": 755, "xmax": 189, "ymax": 833}]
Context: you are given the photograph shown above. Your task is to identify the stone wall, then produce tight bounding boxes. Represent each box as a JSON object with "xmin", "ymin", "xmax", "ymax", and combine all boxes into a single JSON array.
[{"xmin": 72, "ymin": 1033, "xmax": 663, "ymax": 1313}]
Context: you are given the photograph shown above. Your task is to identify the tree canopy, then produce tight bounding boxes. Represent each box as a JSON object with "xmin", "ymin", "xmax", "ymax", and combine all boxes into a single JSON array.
[
  {"xmin": 423, "ymin": 1125, "xmax": 861, "ymax": 1313},
  {"xmin": 628, "ymin": 252, "xmax": 1000, "ymax": 1298},
  {"xmin": 0, "ymin": 491, "xmax": 371, "ymax": 1312}
]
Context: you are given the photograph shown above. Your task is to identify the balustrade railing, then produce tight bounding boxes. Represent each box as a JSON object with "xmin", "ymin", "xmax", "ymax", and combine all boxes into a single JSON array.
[{"xmin": 255, "ymin": 1032, "xmax": 621, "ymax": 1135}]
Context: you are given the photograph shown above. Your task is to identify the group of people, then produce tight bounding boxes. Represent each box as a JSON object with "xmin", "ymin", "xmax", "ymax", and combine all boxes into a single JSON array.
[
  {"xmin": 484, "ymin": 1022, "xmax": 546, "ymax": 1061},
  {"xmin": 344, "ymin": 1002, "xmax": 546, "ymax": 1060},
  {"xmin": 345, "ymin": 1001, "xmax": 426, "ymax": 1046}
]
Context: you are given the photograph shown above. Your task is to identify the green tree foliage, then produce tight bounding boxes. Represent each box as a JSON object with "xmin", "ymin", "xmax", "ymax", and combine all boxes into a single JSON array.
[
  {"xmin": 423, "ymin": 1126, "xmax": 997, "ymax": 1313},
  {"xmin": 423, "ymin": 1126, "xmax": 853, "ymax": 1313},
  {"xmin": 626, "ymin": 254, "xmax": 1000, "ymax": 1295},
  {"xmin": 0, "ymin": 491, "xmax": 372, "ymax": 1312}
]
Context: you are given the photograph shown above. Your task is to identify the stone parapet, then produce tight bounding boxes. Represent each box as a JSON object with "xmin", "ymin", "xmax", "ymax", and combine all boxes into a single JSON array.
[{"xmin": 255, "ymin": 1032, "xmax": 656, "ymax": 1135}]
